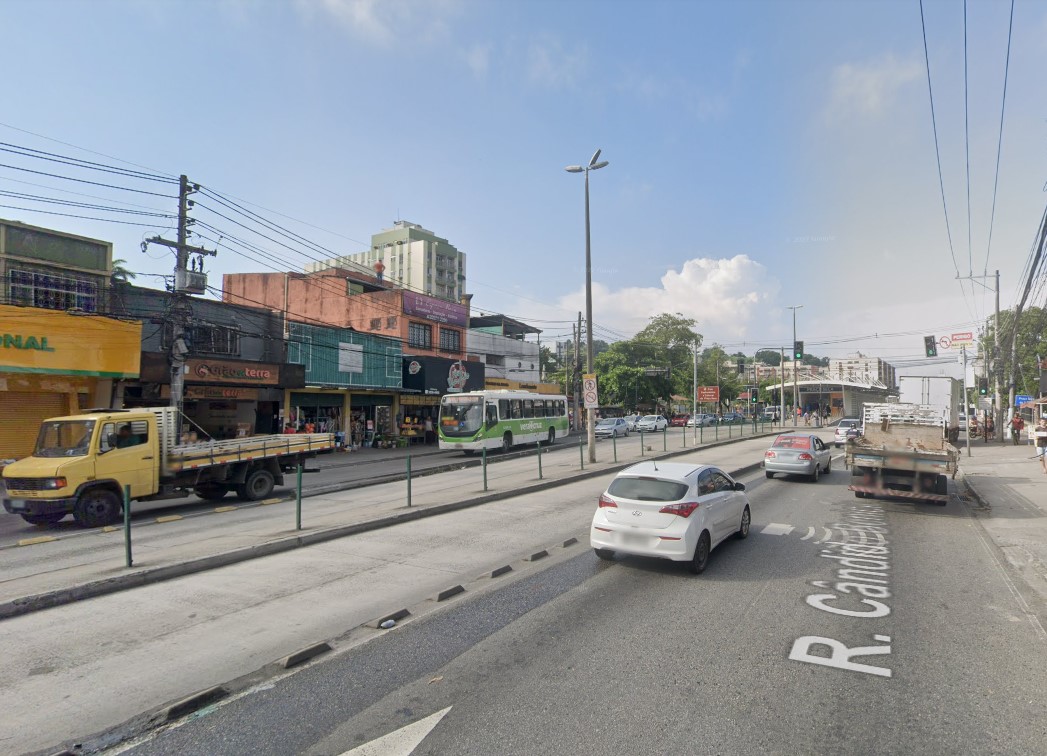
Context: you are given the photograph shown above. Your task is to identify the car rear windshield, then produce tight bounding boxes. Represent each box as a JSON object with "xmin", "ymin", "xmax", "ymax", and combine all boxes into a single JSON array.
[
  {"xmin": 607, "ymin": 476, "xmax": 689, "ymax": 502},
  {"xmin": 773, "ymin": 435, "xmax": 811, "ymax": 449},
  {"xmin": 840, "ymin": 420, "xmax": 859, "ymax": 428}
]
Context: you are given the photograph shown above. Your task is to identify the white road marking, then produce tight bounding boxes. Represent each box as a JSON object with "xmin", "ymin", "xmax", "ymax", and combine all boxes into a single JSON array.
[
  {"xmin": 341, "ymin": 706, "xmax": 452, "ymax": 756},
  {"xmin": 814, "ymin": 527, "xmax": 833, "ymax": 544},
  {"xmin": 801, "ymin": 527, "xmax": 816, "ymax": 541},
  {"xmin": 761, "ymin": 523, "xmax": 794, "ymax": 536}
]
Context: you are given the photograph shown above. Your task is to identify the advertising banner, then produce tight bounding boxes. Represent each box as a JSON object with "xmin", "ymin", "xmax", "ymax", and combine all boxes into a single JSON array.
[{"xmin": 402, "ymin": 291, "xmax": 468, "ymax": 327}]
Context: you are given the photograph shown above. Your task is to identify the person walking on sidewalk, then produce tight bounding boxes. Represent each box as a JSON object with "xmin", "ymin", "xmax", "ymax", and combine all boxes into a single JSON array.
[
  {"xmin": 1009, "ymin": 412, "xmax": 1025, "ymax": 446},
  {"xmin": 1035, "ymin": 417, "xmax": 1047, "ymax": 472}
]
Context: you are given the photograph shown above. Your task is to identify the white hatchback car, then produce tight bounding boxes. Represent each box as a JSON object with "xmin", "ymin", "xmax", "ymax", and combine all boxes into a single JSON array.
[
  {"xmin": 635, "ymin": 415, "xmax": 668, "ymax": 432},
  {"xmin": 590, "ymin": 461, "xmax": 751, "ymax": 574},
  {"xmin": 594, "ymin": 417, "xmax": 630, "ymax": 438}
]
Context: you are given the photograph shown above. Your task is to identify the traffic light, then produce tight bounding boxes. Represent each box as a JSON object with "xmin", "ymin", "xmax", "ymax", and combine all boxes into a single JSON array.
[
  {"xmin": 924, "ymin": 335, "xmax": 938, "ymax": 358},
  {"xmin": 978, "ymin": 378, "xmax": 988, "ymax": 395},
  {"xmin": 736, "ymin": 358, "xmax": 745, "ymax": 375},
  {"xmin": 750, "ymin": 387, "xmax": 758, "ymax": 403},
  {"xmin": 793, "ymin": 341, "xmax": 803, "ymax": 360}
]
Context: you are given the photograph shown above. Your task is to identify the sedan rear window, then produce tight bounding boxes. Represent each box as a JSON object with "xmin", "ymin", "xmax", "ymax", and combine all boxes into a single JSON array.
[
  {"xmin": 773, "ymin": 435, "xmax": 811, "ymax": 449},
  {"xmin": 608, "ymin": 477, "xmax": 689, "ymax": 502}
]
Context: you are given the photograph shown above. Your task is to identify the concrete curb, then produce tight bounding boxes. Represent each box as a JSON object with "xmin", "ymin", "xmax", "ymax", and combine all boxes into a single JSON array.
[
  {"xmin": 0, "ymin": 432, "xmax": 779, "ymax": 621},
  {"xmin": 280, "ymin": 642, "xmax": 332, "ymax": 669}
]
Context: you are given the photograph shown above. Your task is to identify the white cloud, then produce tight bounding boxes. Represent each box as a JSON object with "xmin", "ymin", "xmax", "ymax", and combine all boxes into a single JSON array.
[
  {"xmin": 527, "ymin": 35, "xmax": 588, "ymax": 88},
  {"xmin": 302, "ymin": 0, "xmax": 461, "ymax": 47},
  {"xmin": 463, "ymin": 42, "xmax": 492, "ymax": 79},
  {"xmin": 825, "ymin": 54, "xmax": 921, "ymax": 120},
  {"xmin": 550, "ymin": 255, "xmax": 779, "ymax": 341}
]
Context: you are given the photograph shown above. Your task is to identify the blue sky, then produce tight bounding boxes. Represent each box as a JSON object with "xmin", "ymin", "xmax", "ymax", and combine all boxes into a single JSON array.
[{"xmin": 2, "ymin": 0, "xmax": 1046, "ymax": 377}]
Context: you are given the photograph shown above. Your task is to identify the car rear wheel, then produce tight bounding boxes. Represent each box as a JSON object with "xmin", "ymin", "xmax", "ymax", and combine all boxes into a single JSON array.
[
  {"xmin": 765, "ymin": 471, "xmax": 774, "ymax": 479},
  {"xmin": 594, "ymin": 548, "xmax": 615, "ymax": 561},
  {"xmin": 811, "ymin": 465, "xmax": 820, "ymax": 483},
  {"xmin": 688, "ymin": 531, "xmax": 711, "ymax": 574},
  {"xmin": 736, "ymin": 506, "xmax": 751, "ymax": 539},
  {"xmin": 825, "ymin": 458, "xmax": 832, "ymax": 473}
]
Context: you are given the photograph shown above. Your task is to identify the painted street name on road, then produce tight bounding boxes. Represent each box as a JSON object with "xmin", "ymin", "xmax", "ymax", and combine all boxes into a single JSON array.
[{"xmin": 789, "ymin": 502, "xmax": 894, "ymax": 678}]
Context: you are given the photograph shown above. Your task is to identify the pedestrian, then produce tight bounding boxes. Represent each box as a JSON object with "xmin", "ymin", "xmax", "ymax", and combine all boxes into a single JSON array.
[
  {"xmin": 1035, "ymin": 417, "xmax": 1047, "ymax": 473},
  {"xmin": 803, "ymin": 410, "xmax": 810, "ymax": 426},
  {"xmin": 1009, "ymin": 412, "xmax": 1025, "ymax": 446},
  {"xmin": 424, "ymin": 415, "xmax": 435, "ymax": 445}
]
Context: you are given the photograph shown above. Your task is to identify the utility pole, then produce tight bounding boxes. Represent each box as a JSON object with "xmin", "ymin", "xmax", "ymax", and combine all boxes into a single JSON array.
[
  {"xmin": 787, "ymin": 305, "xmax": 803, "ymax": 427},
  {"xmin": 143, "ymin": 175, "xmax": 215, "ymax": 415},
  {"xmin": 692, "ymin": 338, "xmax": 698, "ymax": 442},
  {"xmin": 961, "ymin": 346, "xmax": 972, "ymax": 457},
  {"xmin": 959, "ymin": 270, "xmax": 1003, "ymax": 440},
  {"xmin": 780, "ymin": 347, "xmax": 786, "ymax": 424},
  {"xmin": 573, "ymin": 314, "xmax": 581, "ymax": 432}
]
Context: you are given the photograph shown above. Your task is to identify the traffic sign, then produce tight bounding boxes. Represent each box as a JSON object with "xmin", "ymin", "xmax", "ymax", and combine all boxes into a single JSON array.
[
  {"xmin": 950, "ymin": 331, "xmax": 975, "ymax": 348},
  {"xmin": 938, "ymin": 336, "xmax": 952, "ymax": 350},
  {"xmin": 696, "ymin": 386, "xmax": 720, "ymax": 403},
  {"xmin": 582, "ymin": 373, "xmax": 599, "ymax": 409},
  {"xmin": 1016, "ymin": 395, "xmax": 1032, "ymax": 407}
]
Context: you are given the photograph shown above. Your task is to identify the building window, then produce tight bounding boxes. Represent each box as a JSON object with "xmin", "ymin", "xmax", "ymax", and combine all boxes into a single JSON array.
[
  {"xmin": 369, "ymin": 318, "xmax": 381, "ymax": 330},
  {"xmin": 439, "ymin": 327, "xmax": 460, "ymax": 353},
  {"xmin": 386, "ymin": 316, "xmax": 397, "ymax": 328},
  {"xmin": 408, "ymin": 321, "xmax": 432, "ymax": 349},
  {"xmin": 9, "ymin": 269, "xmax": 99, "ymax": 312},
  {"xmin": 162, "ymin": 322, "xmax": 240, "ymax": 356}
]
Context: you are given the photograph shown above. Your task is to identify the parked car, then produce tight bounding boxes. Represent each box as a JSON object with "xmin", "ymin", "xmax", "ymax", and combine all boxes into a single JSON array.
[
  {"xmin": 669, "ymin": 414, "xmax": 690, "ymax": 427},
  {"xmin": 761, "ymin": 407, "xmax": 780, "ymax": 422},
  {"xmin": 687, "ymin": 413, "xmax": 718, "ymax": 427},
  {"xmin": 636, "ymin": 415, "xmax": 668, "ymax": 432},
  {"xmin": 590, "ymin": 461, "xmax": 751, "ymax": 574},
  {"xmin": 720, "ymin": 412, "xmax": 746, "ymax": 424},
  {"xmin": 623, "ymin": 415, "xmax": 640, "ymax": 431},
  {"xmin": 834, "ymin": 418, "xmax": 862, "ymax": 448},
  {"xmin": 764, "ymin": 433, "xmax": 832, "ymax": 481},
  {"xmin": 594, "ymin": 417, "xmax": 630, "ymax": 438}
]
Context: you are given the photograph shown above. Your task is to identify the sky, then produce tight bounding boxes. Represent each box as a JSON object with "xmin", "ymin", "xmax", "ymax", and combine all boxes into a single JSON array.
[{"xmin": 2, "ymin": 0, "xmax": 1047, "ymax": 381}]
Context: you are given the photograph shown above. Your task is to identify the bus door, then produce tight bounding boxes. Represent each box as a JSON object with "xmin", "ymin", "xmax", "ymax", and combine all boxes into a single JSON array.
[{"xmin": 485, "ymin": 403, "xmax": 498, "ymax": 435}]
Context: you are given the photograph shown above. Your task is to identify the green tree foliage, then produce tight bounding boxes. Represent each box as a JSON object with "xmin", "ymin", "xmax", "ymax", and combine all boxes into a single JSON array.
[
  {"xmin": 982, "ymin": 306, "xmax": 1047, "ymax": 397},
  {"xmin": 755, "ymin": 349, "xmax": 781, "ymax": 366}
]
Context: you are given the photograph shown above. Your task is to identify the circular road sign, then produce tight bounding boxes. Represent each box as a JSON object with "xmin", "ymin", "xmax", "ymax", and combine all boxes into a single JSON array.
[{"xmin": 938, "ymin": 336, "xmax": 952, "ymax": 350}]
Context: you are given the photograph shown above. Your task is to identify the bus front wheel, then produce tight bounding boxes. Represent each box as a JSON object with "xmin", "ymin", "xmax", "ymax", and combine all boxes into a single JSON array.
[{"xmin": 502, "ymin": 432, "xmax": 513, "ymax": 453}]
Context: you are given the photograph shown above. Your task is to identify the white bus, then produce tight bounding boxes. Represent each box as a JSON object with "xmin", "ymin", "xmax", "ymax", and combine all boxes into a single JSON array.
[{"xmin": 438, "ymin": 390, "xmax": 570, "ymax": 454}]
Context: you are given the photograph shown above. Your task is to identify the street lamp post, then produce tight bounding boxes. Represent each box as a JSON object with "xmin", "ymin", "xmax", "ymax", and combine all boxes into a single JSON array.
[
  {"xmin": 787, "ymin": 304, "xmax": 803, "ymax": 427},
  {"xmin": 566, "ymin": 149, "xmax": 609, "ymax": 463}
]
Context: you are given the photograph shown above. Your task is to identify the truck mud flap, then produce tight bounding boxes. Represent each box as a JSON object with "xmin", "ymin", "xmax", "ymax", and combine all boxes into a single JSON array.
[{"xmin": 848, "ymin": 484, "xmax": 949, "ymax": 503}]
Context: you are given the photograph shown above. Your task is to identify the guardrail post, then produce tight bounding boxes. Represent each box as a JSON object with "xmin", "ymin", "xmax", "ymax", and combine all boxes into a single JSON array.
[
  {"xmin": 613, "ymin": 432, "xmax": 618, "ymax": 462},
  {"xmin": 123, "ymin": 484, "xmax": 132, "ymax": 568},
  {"xmin": 728, "ymin": 421, "xmax": 733, "ymax": 439},
  {"xmin": 715, "ymin": 422, "xmax": 719, "ymax": 441},
  {"xmin": 662, "ymin": 428, "xmax": 667, "ymax": 451},
  {"xmin": 682, "ymin": 426, "xmax": 686, "ymax": 448},
  {"xmin": 640, "ymin": 430, "xmax": 645, "ymax": 456},
  {"xmin": 537, "ymin": 441, "xmax": 543, "ymax": 480},
  {"xmin": 482, "ymin": 447, "xmax": 488, "ymax": 491},
  {"xmin": 407, "ymin": 453, "xmax": 412, "ymax": 506},
  {"xmin": 295, "ymin": 463, "xmax": 303, "ymax": 530},
  {"xmin": 579, "ymin": 435, "xmax": 585, "ymax": 469}
]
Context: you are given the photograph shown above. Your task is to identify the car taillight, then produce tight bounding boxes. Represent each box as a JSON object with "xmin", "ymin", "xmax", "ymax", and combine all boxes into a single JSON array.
[
  {"xmin": 598, "ymin": 494, "xmax": 617, "ymax": 508},
  {"xmin": 797, "ymin": 453, "xmax": 813, "ymax": 460},
  {"xmin": 658, "ymin": 501, "xmax": 700, "ymax": 518},
  {"xmin": 765, "ymin": 451, "xmax": 776, "ymax": 458}
]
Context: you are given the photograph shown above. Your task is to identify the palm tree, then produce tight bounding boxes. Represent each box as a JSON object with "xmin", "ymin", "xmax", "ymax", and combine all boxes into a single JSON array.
[{"xmin": 111, "ymin": 259, "xmax": 136, "ymax": 285}]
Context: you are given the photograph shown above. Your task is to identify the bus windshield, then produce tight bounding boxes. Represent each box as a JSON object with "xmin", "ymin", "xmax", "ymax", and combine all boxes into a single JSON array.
[
  {"xmin": 441, "ymin": 396, "xmax": 485, "ymax": 437},
  {"xmin": 34, "ymin": 420, "xmax": 95, "ymax": 458}
]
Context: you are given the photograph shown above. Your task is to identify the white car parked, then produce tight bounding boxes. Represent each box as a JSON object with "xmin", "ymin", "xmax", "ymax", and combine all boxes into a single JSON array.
[
  {"xmin": 594, "ymin": 417, "xmax": 630, "ymax": 438},
  {"xmin": 635, "ymin": 415, "xmax": 668, "ymax": 432},
  {"xmin": 590, "ymin": 461, "xmax": 751, "ymax": 574}
]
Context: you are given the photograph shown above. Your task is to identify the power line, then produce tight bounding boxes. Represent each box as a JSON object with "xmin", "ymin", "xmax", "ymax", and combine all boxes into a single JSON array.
[
  {"xmin": 0, "ymin": 162, "xmax": 175, "ymax": 197},
  {"xmin": 0, "ymin": 142, "xmax": 176, "ymax": 183},
  {"xmin": 982, "ymin": 0, "xmax": 1015, "ymax": 278},
  {"xmin": 963, "ymin": 0, "xmax": 972, "ymax": 279},
  {"xmin": 0, "ymin": 190, "xmax": 175, "ymax": 218},
  {"xmin": 0, "ymin": 203, "xmax": 175, "ymax": 227}
]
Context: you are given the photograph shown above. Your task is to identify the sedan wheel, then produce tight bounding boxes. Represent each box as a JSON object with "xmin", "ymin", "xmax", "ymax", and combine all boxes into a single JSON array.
[
  {"xmin": 594, "ymin": 548, "xmax": 615, "ymax": 561},
  {"xmin": 811, "ymin": 464, "xmax": 820, "ymax": 483},
  {"xmin": 765, "ymin": 471, "xmax": 774, "ymax": 479},
  {"xmin": 826, "ymin": 458, "xmax": 832, "ymax": 473},
  {"xmin": 736, "ymin": 506, "xmax": 751, "ymax": 539},
  {"xmin": 688, "ymin": 531, "xmax": 711, "ymax": 574}
]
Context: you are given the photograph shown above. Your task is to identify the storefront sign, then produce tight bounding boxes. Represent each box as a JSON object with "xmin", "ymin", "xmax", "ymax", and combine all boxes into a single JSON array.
[
  {"xmin": 408, "ymin": 360, "xmax": 421, "ymax": 375},
  {"xmin": 0, "ymin": 304, "xmax": 141, "ymax": 378},
  {"xmin": 188, "ymin": 358, "xmax": 280, "ymax": 386},
  {"xmin": 402, "ymin": 291, "xmax": 468, "ymax": 327},
  {"xmin": 402, "ymin": 355, "xmax": 484, "ymax": 395},
  {"xmin": 184, "ymin": 386, "xmax": 260, "ymax": 401},
  {"xmin": 447, "ymin": 361, "xmax": 470, "ymax": 393}
]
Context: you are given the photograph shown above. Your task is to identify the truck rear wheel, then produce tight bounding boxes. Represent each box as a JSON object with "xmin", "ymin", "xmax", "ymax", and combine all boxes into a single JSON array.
[
  {"xmin": 20, "ymin": 512, "xmax": 65, "ymax": 527},
  {"xmin": 195, "ymin": 484, "xmax": 229, "ymax": 502},
  {"xmin": 73, "ymin": 489, "xmax": 121, "ymax": 528},
  {"xmin": 237, "ymin": 469, "xmax": 275, "ymax": 501}
]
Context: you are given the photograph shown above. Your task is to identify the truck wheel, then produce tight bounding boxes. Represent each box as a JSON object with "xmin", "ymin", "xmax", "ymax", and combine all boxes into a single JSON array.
[
  {"xmin": 20, "ymin": 512, "xmax": 65, "ymax": 527},
  {"xmin": 935, "ymin": 474, "xmax": 948, "ymax": 497},
  {"xmin": 237, "ymin": 469, "xmax": 275, "ymax": 501},
  {"xmin": 195, "ymin": 484, "xmax": 229, "ymax": 502},
  {"xmin": 501, "ymin": 432, "xmax": 513, "ymax": 453},
  {"xmin": 73, "ymin": 489, "xmax": 121, "ymax": 528}
]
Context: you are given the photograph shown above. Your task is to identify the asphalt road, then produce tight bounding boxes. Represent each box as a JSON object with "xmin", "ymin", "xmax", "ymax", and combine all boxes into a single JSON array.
[{"xmin": 109, "ymin": 464, "xmax": 1047, "ymax": 755}]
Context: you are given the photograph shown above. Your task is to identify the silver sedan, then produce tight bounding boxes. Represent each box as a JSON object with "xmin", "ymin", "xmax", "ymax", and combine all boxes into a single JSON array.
[{"xmin": 763, "ymin": 433, "xmax": 832, "ymax": 482}]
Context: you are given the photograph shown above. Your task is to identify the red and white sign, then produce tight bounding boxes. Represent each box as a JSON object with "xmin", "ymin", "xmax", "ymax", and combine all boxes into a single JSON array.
[
  {"xmin": 950, "ymin": 331, "xmax": 974, "ymax": 348},
  {"xmin": 582, "ymin": 374, "xmax": 599, "ymax": 409},
  {"xmin": 697, "ymin": 386, "xmax": 720, "ymax": 403}
]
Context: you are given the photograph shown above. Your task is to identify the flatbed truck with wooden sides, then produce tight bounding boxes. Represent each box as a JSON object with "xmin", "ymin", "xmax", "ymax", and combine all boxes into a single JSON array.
[
  {"xmin": 846, "ymin": 402, "xmax": 959, "ymax": 504},
  {"xmin": 1, "ymin": 407, "xmax": 334, "ymax": 527}
]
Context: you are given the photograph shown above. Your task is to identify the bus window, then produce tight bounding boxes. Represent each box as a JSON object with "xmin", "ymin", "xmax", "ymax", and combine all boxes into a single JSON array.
[
  {"xmin": 558, "ymin": 401, "xmax": 566, "ymax": 416},
  {"xmin": 486, "ymin": 404, "xmax": 498, "ymax": 427},
  {"xmin": 523, "ymin": 400, "xmax": 534, "ymax": 418},
  {"xmin": 499, "ymin": 399, "xmax": 510, "ymax": 419},
  {"xmin": 540, "ymin": 400, "xmax": 550, "ymax": 417},
  {"xmin": 511, "ymin": 400, "xmax": 521, "ymax": 418}
]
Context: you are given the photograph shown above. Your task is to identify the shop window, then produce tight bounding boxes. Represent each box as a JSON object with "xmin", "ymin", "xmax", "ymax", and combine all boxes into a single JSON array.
[
  {"xmin": 439, "ymin": 328, "xmax": 460, "ymax": 353},
  {"xmin": 408, "ymin": 322, "xmax": 432, "ymax": 349}
]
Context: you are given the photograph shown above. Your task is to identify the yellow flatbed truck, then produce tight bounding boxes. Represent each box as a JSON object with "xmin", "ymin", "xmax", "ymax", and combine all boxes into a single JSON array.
[{"xmin": 2, "ymin": 407, "xmax": 334, "ymax": 527}]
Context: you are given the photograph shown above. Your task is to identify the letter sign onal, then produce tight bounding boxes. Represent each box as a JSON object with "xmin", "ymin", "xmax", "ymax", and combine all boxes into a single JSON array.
[{"xmin": 788, "ymin": 635, "xmax": 892, "ymax": 678}]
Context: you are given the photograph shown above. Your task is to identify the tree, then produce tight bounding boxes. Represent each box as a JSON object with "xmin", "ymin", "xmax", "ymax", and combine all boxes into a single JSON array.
[
  {"xmin": 111, "ymin": 259, "xmax": 136, "ymax": 285},
  {"xmin": 983, "ymin": 306, "xmax": 1047, "ymax": 398},
  {"xmin": 755, "ymin": 349, "xmax": 781, "ymax": 366}
]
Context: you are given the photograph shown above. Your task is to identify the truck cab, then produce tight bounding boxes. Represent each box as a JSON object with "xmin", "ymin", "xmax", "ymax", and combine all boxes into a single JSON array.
[{"xmin": 2, "ymin": 410, "xmax": 161, "ymax": 527}]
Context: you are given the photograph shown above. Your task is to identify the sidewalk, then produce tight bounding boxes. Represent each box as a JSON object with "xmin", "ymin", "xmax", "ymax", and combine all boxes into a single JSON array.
[{"xmin": 957, "ymin": 438, "xmax": 1047, "ymax": 608}]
